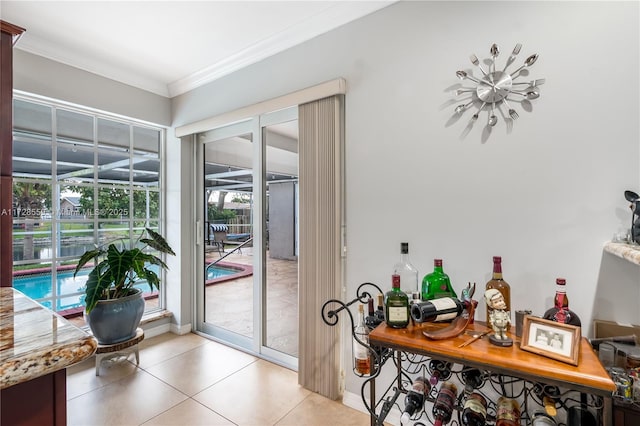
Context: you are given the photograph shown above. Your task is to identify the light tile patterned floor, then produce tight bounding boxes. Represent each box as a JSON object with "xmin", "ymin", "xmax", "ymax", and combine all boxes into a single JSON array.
[{"xmin": 67, "ymin": 332, "xmax": 370, "ymax": 426}]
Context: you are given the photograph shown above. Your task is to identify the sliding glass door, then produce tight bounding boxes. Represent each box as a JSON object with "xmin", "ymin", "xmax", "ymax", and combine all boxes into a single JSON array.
[{"xmin": 195, "ymin": 108, "xmax": 298, "ymax": 368}]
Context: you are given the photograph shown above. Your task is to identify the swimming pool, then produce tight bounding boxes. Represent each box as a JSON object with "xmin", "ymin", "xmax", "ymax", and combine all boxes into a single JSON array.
[{"xmin": 13, "ymin": 265, "xmax": 239, "ymax": 312}]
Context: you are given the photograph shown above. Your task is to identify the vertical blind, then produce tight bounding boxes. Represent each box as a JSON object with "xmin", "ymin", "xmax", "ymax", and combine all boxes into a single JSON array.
[{"xmin": 298, "ymin": 95, "xmax": 345, "ymax": 399}]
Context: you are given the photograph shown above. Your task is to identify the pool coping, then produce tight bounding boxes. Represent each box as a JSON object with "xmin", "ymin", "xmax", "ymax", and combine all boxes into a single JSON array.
[{"xmin": 13, "ymin": 261, "xmax": 254, "ymax": 319}]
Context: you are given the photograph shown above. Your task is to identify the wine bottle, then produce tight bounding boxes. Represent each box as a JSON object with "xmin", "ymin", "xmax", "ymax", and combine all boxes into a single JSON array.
[
  {"xmin": 400, "ymin": 376, "xmax": 430, "ymax": 424},
  {"xmin": 461, "ymin": 392, "xmax": 487, "ymax": 426},
  {"xmin": 365, "ymin": 298, "xmax": 379, "ymax": 330},
  {"xmin": 461, "ymin": 366, "xmax": 484, "ymax": 395},
  {"xmin": 485, "ymin": 256, "xmax": 511, "ymax": 325},
  {"xmin": 353, "ymin": 304, "xmax": 371, "ymax": 375},
  {"xmin": 432, "ymin": 381, "xmax": 458, "ymax": 426},
  {"xmin": 393, "ymin": 242, "xmax": 419, "ymax": 296},
  {"xmin": 385, "ymin": 275, "xmax": 410, "ymax": 328},
  {"xmin": 411, "ymin": 297, "xmax": 464, "ymax": 323},
  {"xmin": 374, "ymin": 294, "xmax": 385, "ymax": 324},
  {"xmin": 422, "ymin": 259, "xmax": 458, "ymax": 301},
  {"xmin": 542, "ymin": 278, "xmax": 581, "ymax": 326},
  {"xmin": 495, "ymin": 396, "xmax": 521, "ymax": 426},
  {"xmin": 428, "ymin": 359, "xmax": 453, "ymax": 385}
]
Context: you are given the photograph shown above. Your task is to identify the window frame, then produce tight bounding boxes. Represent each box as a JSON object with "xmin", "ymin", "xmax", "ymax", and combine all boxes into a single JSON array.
[{"xmin": 11, "ymin": 92, "xmax": 167, "ymax": 316}]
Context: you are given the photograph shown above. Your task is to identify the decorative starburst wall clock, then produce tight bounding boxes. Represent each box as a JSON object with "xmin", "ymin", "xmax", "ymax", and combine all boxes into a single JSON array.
[{"xmin": 453, "ymin": 43, "xmax": 544, "ymax": 127}]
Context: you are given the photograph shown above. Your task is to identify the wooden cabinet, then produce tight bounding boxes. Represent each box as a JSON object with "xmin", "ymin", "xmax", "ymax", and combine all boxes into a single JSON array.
[
  {"xmin": 613, "ymin": 400, "xmax": 640, "ymax": 426},
  {"xmin": 1, "ymin": 20, "xmax": 25, "ymax": 286},
  {"xmin": 0, "ymin": 370, "xmax": 67, "ymax": 426}
]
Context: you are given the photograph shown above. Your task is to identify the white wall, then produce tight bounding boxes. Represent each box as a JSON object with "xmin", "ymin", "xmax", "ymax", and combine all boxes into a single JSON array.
[
  {"xmin": 171, "ymin": 0, "xmax": 640, "ymax": 400},
  {"xmin": 14, "ymin": 50, "xmax": 171, "ymax": 126}
]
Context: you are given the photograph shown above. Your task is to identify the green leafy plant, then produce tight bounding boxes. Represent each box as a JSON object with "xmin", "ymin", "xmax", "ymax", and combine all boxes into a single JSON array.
[{"xmin": 74, "ymin": 228, "xmax": 176, "ymax": 313}]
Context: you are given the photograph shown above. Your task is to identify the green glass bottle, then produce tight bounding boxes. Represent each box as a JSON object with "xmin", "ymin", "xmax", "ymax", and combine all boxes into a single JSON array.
[
  {"xmin": 385, "ymin": 274, "xmax": 410, "ymax": 328},
  {"xmin": 422, "ymin": 259, "xmax": 458, "ymax": 301}
]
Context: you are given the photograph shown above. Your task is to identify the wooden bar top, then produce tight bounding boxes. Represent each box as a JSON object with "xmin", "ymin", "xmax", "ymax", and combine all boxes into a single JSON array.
[{"xmin": 369, "ymin": 321, "xmax": 616, "ymax": 396}]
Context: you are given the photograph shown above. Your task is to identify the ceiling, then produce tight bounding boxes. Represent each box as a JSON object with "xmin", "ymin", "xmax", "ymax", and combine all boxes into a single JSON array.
[{"xmin": 1, "ymin": 1, "xmax": 393, "ymax": 98}]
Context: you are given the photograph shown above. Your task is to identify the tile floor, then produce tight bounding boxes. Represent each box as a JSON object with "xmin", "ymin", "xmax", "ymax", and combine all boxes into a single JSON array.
[{"xmin": 67, "ymin": 332, "xmax": 370, "ymax": 426}]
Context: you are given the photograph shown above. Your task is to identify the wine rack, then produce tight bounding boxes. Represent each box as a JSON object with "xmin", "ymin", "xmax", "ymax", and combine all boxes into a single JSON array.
[
  {"xmin": 373, "ymin": 353, "xmax": 604, "ymax": 425},
  {"xmin": 321, "ymin": 283, "xmax": 615, "ymax": 426}
]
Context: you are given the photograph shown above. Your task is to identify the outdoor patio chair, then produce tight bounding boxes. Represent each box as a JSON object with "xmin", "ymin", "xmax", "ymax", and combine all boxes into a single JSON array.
[{"xmin": 209, "ymin": 224, "xmax": 250, "ymax": 256}]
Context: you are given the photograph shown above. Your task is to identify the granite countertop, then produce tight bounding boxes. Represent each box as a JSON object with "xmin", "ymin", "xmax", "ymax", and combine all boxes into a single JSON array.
[
  {"xmin": 0, "ymin": 288, "xmax": 97, "ymax": 389},
  {"xmin": 604, "ymin": 241, "xmax": 640, "ymax": 266}
]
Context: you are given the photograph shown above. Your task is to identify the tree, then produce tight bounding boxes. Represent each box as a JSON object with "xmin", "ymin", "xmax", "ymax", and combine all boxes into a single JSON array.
[
  {"xmin": 13, "ymin": 181, "xmax": 50, "ymax": 260},
  {"xmin": 69, "ymin": 185, "xmax": 157, "ymax": 219},
  {"xmin": 231, "ymin": 193, "xmax": 250, "ymax": 203},
  {"xmin": 207, "ymin": 205, "xmax": 236, "ymax": 222},
  {"xmin": 216, "ymin": 191, "xmax": 228, "ymax": 211}
]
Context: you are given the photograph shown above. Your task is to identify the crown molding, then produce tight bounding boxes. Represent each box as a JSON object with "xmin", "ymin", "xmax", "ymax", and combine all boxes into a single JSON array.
[
  {"xmin": 12, "ymin": 2, "xmax": 393, "ymax": 99},
  {"xmin": 167, "ymin": 1, "xmax": 394, "ymax": 98}
]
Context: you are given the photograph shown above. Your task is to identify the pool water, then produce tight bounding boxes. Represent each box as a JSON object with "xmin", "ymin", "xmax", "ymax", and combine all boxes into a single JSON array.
[{"xmin": 13, "ymin": 265, "xmax": 238, "ymax": 311}]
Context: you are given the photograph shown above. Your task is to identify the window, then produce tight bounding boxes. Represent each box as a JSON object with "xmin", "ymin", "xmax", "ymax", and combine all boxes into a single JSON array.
[{"xmin": 12, "ymin": 95, "xmax": 165, "ymax": 321}]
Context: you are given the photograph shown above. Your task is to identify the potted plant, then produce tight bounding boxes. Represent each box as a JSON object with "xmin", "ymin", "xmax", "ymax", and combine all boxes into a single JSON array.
[{"xmin": 74, "ymin": 227, "xmax": 175, "ymax": 344}]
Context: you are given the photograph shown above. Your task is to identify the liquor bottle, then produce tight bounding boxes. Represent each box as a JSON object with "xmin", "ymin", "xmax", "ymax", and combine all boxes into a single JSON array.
[
  {"xmin": 461, "ymin": 367, "xmax": 484, "ymax": 395},
  {"xmin": 422, "ymin": 259, "xmax": 458, "ymax": 301},
  {"xmin": 411, "ymin": 297, "xmax": 464, "ymax": 323},
  {"xmin": 374, "ymin": 294, "xmax": 385, "ymax": 324},
  {"xmin": 353, "ymin": 304, "xmax": 371, "ymax": 375},
  {"xmin": 428, "ymin": 359, "xmax": 453, "ymax": 385},
  {"xmin": 400, "ymin": 376, "xmax": 430, "ymax": 424},
  {"xmin": 485, "ymin": 256, "xmax": 511, "ymax": 325},
  {"xmin": 495, "ymin": 396, "xmax": 521, "ymax": 426},
  {"xmin": 365, "ymin": 298, "xmax": 379, "ymax": 330},
  {"xmin": 393, "ymin": 242, "xmax": 419, "ymax": 296},
  {"xmin": 385, "ymin": 275, "xmax": 410, "ymax": 328},
  {"xmin": 461, "ymin": 392, "xmax": 488, "ymax": 426},
  {"xmin": 432, "ymin": 381, "xmax": 458, "ymax": 426},
  {"xmin": 542, "ymin": 278, "xmax": 581, "ymax": 326}
]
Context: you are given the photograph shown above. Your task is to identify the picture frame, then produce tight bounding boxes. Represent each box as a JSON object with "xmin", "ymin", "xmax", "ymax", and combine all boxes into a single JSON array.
[{"xmin": 520, "ymin": 315, "xmax": 581, "ymax": 366}]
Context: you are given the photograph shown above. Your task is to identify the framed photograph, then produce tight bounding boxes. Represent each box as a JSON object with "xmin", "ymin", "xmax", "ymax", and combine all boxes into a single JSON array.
[{"xmin": 520, "ymin": 315, "xmax": 581, "ymax": 366}]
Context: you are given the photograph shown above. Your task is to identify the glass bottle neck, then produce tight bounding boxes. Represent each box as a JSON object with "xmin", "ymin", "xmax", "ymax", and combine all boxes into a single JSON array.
[
  {"xmin": 492, "ymin": 260, "xmax": 503, "ymax": 278},
  {"xmin": 392, "ymin": 274, "xmax": 401, "ymax": 291}
]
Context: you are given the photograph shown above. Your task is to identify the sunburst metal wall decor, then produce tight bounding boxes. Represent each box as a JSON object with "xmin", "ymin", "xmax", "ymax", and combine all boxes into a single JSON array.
[{"xmin": 453, "ymin": 43, "xmax": 544, "ymax": 127}]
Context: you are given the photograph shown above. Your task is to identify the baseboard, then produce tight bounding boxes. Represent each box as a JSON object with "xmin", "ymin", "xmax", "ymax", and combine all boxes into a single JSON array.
[
  {"xmin": 170, "ymin": 322, "xmax": 192, "ymax": 335},
  {"xmin": 342, "ymin": 390, "xmax": 401, "ymax": 426},
  {"xmin": 143, "ymin": 323, "xmax": 171, "ymax": 338}
]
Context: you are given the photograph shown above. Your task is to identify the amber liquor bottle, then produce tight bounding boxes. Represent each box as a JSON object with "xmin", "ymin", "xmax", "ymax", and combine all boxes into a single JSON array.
[
  {"xmin": 485, "ymin": 256, "xmax": 511, "ymax": 325},
  {"xmin": 542, "ymin": 278, "xmax": 581, "ymax": 326},
  {"xmin": 353, "ymin": 304, "xmax": 371, "ymax": 375}
]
